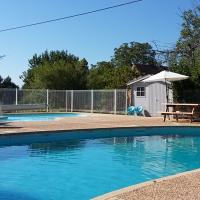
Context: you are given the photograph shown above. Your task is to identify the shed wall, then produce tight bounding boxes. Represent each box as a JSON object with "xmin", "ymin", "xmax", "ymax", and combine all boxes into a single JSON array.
[{"xmin": 131, "ymin": 81, "xmax": 171, "ymax": 116}]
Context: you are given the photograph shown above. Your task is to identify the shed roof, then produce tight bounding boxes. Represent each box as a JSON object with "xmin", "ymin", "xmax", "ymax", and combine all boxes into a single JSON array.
[
  {"xmin": 127, "ymin": 75, "xmax": 151, "ymax": 86},
  {"xmin": 133, "ymin": 64, "xmax": 168, "ymax": 75},
  {"xmin": 127, "ymin": 64, "xmax": 169, "ymax": 86}
]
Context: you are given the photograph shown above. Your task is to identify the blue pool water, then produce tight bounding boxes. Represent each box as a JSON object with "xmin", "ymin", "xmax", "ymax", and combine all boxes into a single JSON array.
[
  {"xmin": 2, "ymin": 113, "xmax": 80, "ymax": 122},
  {"xmin": 1, "ymin": 127, "xmax": 200, "ymax": 200}
]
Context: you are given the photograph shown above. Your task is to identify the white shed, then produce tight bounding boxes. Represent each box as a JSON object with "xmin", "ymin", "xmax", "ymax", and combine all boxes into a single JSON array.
[{"xmin": 127, "ymin": 75, "xmax": 173, "ymax": 117}]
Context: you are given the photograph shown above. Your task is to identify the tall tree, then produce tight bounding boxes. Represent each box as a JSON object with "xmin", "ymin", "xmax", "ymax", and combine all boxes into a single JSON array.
[
  {"xmin": 87, "ymin": 62, "xmax": 114, "ymax": 89},
  {"xmin": 87, "ymin": 61, "xmax": 140, "ymax": 89},
  {"xmin": 20, "ymin": 50, "xmax": 88, "ymax": 89},
  {"xmin": 87, "ymin": 42, "xmax": 157, "ymax": 89},
  {"xmin": 170, "ymin": 5, "xmax": 200, "ymax": 102},
  {"xmin": 112, "ymin": 42, "xmax": 157, "ymax": 68},
  {"xmin": 0, "ymin": 76, "xmax": 18, "ymax": 88}
]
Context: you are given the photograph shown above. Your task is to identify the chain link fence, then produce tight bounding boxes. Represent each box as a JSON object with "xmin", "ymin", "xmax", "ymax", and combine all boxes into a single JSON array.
[{"xmin": 0, "ymin": 88, "xmax": 128, "ymax": 114}]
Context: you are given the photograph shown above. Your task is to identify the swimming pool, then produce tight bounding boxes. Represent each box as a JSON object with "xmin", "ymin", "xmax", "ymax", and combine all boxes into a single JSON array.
[
  {"xmin": 1, "ymin": 127, "xmax": 200, "ymax": 200},
  {"xmin": 1, "ymin": 113, "xmax": 80, "ymax": 122}
]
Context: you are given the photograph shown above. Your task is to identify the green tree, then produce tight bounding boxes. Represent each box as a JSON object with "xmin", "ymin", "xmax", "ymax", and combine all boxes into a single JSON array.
[
  {"xmin": 0, "ymin": 76, "xmax": 18, "ymax": 88},
  {"xmin": 87, "ymin": 42, "xmax": 156, "ymax": 89},
  {"xmin": 87, "ymin": 61, "xmax": 114, "ymax": 89},
  {"xmin": 112, "ymin": 66, "xmax": 139, "ymax": 89},
  {"xmin": 20, "ymin": 50, "xmax": 88, "ymax": 89},
  {"xmin": 112, "ymin": 42, "xmax": 157, "ymax": 68},
  {"xmin": 87, "ymin": 61, "xmax": 139, "ymax": 89},
  {"xmin": 170, "ymin": 6, "xmax": 200, "ymax": 102}
]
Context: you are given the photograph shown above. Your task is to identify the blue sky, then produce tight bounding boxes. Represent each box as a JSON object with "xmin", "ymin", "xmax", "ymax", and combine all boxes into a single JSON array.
[{"xmin": 0, "ymin": 0, "xmax": 194, "ymax": 87}]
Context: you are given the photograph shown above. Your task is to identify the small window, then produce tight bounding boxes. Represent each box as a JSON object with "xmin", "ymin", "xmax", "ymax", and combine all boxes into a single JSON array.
[{"xmin": 136, "ymin": 87, "xmax": 145, "ymax": 97}]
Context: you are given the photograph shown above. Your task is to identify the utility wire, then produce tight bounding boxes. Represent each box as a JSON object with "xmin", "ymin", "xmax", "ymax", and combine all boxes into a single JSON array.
[{"xmin": 0, "ymin": 0, "xmax": 143, "ymax": 33}]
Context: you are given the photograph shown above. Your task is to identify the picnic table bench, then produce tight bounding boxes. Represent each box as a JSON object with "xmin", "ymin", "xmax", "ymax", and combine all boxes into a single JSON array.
[{"xmin": 161, "ymin": 103, "xmax": 199, "ymax": 123}]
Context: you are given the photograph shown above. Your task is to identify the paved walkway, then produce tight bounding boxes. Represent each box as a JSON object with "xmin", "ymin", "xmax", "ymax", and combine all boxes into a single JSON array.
[
  {"xmin": 94, "ymin": 169, "xmax": 200, "ymax": 200},
  {"xmin": 0, "ymin": 113, "xmax": 199, "ymax": 134}
]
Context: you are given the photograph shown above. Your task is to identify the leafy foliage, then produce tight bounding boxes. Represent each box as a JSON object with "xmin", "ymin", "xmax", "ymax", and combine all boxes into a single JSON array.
[
  {"xmin": 87, "ymin": 42, "xmax": 156, "ymax": 89},
  {"xmin": 22, "ymin": 43, "xmax": 157, "ymax": 89},
  {"xmin": 87, "ymin": 61, "xmax": 139, "ymax": 89},
  {"xmin": 21, "ymin": 50, "xmax": 88, "ymax": 89},
  {"xmin": 170, "ymin": 6, "xmax": 200, "ymax": 102},
  {"xmin": 112, "ymin": 42, "xmax": 157, "ymax": 67},
  {"xmin": 87, "ymin": 62, "xmax": 115, "ymax": 89},
  {"xmin": 0, "ymin": 76, "xmax": 18, "ymax": 88}
]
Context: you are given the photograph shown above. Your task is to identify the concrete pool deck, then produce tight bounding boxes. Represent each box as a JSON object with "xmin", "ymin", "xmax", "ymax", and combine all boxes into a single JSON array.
[
  {"xmin": 1, "ymin": 113, "xmax": 200, "ymax": 200},
  {"xmin": 94, "ymin": 168, "xmax": 200, "ymax": 200},
  {"xmin": 0, "ymin": 113, "xmax": 199, "ymax": 134}
]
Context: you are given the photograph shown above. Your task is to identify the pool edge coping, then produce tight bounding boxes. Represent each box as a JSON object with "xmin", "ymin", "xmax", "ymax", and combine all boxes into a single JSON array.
[
  {"xmin": 1, "ymin": 125, "xmax": 200, "ymax": 136},
  {"xmin": 92, "ymin": 168, "xmax": 200, "ymax": 200}
]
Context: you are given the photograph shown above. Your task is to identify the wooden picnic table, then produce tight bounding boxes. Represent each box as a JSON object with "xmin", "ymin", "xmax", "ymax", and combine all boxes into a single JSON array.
[{"xmin": 161, "ymin": 103, "xmax": 200, "ymax": 123}]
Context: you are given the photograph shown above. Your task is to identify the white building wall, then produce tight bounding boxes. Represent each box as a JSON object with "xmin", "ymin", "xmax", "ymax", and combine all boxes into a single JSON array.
[{"xmin": 131, "ymin": 81, "xmax": 171, "ymax": 117}]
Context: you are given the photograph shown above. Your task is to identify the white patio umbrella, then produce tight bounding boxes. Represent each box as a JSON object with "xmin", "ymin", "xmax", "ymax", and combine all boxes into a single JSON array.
[{"xmin": 143, "ymin": 70, "xmax": 189, "ymax": 102}]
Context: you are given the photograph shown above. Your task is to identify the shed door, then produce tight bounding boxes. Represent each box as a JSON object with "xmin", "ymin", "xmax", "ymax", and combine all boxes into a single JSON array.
[{"xmin": 148, "ymin": 82, "xmax": 166, "ymax": 116}]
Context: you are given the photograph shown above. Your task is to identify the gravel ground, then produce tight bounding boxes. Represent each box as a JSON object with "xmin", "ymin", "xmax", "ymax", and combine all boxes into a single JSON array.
[{"xmin": 94, "ymin": 169, "xmax": 200, "ymax": 200}]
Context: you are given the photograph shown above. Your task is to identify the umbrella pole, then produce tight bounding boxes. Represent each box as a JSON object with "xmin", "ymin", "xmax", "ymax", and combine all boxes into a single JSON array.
[{"xmin": 165, "ymin": 79, "xmax": 169, "ymax": 103}]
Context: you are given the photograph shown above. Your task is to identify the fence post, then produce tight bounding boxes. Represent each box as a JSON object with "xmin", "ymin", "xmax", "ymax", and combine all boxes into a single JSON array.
[
  {"xmin": 71, "ymin": 90, "xmax": 73, "ymax": 112},
  {"xmin": 15, "ymin": 88, "xmax": 18, "ymax": 105},
  {"xmin": 125, "ymin": 89, "xmax": 128, "ymax": 115},
  {"xmin": 66, "ymin": 90, "xmax": 68, "ymax": 112},
  {"xmin": 46, "ymin": 89, "xmax": 49, "ymax": 112},
  {"xmin": 114, "ymin": 89, "xmax": 117, "ymax": 114},
  {"xmin": 91, "ymin": 90, "xmax": 94, "ymax": 113}
]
